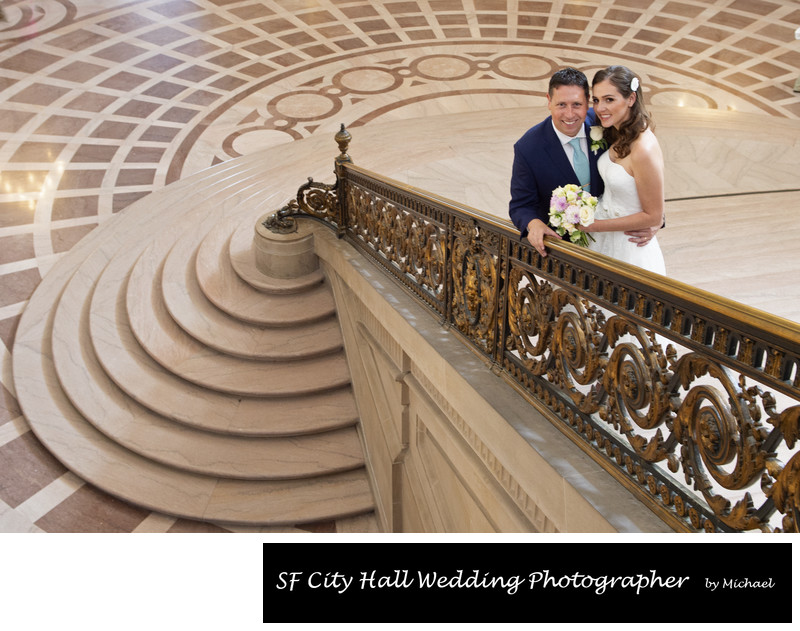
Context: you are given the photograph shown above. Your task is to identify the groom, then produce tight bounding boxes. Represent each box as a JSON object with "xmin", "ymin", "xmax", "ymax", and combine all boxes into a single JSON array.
[{"xmin": 509, "ymin": 67, "xmax": 603, "ymax": 258}]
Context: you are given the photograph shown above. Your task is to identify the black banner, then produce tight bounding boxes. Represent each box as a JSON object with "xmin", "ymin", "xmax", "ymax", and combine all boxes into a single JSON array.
[{"xmin": 262, "ymin": 542, "xmax": 792, "ymax": 624}]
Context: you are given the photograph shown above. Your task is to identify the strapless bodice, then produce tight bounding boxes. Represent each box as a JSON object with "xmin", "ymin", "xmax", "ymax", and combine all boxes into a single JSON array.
[{"xmin": 596, "ymin": 151, "xmax": 641, "ymax": 219}]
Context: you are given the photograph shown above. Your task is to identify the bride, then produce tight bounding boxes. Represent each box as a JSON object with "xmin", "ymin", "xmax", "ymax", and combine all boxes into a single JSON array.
[{"xmin": 585, "ymin": 66, "xmax": 666, "ymax": 275}]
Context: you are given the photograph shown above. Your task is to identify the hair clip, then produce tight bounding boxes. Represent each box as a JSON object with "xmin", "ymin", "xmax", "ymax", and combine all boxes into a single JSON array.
[{"xmin": 631, "ymin": 77, "xmax": 640, "ymax": 92}]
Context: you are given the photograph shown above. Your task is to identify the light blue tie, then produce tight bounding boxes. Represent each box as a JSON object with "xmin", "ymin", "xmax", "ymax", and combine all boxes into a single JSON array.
[{"xmin": 569, "ymin": 138, "xmax": 590, "ymax": 191}]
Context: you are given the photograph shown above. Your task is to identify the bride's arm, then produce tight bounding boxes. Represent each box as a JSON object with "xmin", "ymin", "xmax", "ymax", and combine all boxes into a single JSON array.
[{"xmin": 585, "ymin": 132, "xmax": 665, "ymax": 233}]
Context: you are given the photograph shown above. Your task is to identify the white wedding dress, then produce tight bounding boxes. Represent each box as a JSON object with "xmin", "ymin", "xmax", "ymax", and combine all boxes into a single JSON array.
[{"xmin": 589, "ymin": 151, "xmax": 666, "ymax": 275}]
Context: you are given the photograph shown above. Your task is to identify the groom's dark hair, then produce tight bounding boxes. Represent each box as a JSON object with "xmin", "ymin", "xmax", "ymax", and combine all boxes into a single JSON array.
[{"xmin": 548, "ymin": 67, "xmax": 590, "ymax": 100}]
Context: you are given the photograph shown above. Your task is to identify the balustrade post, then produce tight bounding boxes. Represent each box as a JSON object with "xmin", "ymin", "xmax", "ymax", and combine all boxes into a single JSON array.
[
  {"xmin": 334, "ymin": 124, "xmax": 352, "ymax": 238},
  {"xmin": 492, "ymin": 234, "xmax": 512, "ymax": 371},
  {"xmin": 443, "ymin": 212, "xmax": 454, "ymax": 328}
]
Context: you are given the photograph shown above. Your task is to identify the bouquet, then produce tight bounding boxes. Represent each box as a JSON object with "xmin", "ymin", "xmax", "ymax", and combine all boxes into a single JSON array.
[{"xmin": 548, "ymin": 183, "xmax": 597, "ymax": 247}]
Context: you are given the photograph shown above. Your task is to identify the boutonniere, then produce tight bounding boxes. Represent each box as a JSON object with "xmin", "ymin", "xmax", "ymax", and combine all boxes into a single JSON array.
[{"xmin": 589, "ymin": 126, "xmax": 607, "ymax": 155}]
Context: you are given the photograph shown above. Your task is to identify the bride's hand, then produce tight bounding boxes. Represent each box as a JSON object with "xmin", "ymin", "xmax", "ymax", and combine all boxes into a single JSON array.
[{"xmin": 624, "ymin": 225, "xmax": 659, "ymax": 246}]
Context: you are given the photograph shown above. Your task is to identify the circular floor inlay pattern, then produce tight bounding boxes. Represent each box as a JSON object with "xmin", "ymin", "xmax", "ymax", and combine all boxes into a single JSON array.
[
  {"xmin": 495, "ymin": 55, "xmax": 554, "ymax": 80},
  {"xmin": 334, "ymin": 67, "xmax": 401, "ymax": 93},
  {"xmin": 412, "ymin": 55, "xmax": 475, "ymax": 80},
  {"xmin": 269, "ymin": 91, "xmax": 342, "ymax": 121},
  {"xmin": 0, "ymin": 0, "xmax": 71, "ymax": 40},
  {"xmin": 198, "ymin": 42, "xmax": 780, "ymax": 177}
]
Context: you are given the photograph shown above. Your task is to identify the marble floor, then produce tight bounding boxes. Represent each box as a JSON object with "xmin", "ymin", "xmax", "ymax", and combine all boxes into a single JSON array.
[{"xmin": 1, "ymin": 0, "xmax": 799, "ymax": 533}]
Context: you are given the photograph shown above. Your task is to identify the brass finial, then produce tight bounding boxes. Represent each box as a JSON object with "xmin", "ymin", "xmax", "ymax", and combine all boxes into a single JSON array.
[{"xmin": 335, "ymin": 123, "xmax": 352, "ymax": 164}]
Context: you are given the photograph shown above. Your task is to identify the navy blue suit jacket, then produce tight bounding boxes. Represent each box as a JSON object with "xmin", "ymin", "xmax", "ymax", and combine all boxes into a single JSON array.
[{"xmin": 509, "ymin": 111, "xmax": 604, "ymax": 238}]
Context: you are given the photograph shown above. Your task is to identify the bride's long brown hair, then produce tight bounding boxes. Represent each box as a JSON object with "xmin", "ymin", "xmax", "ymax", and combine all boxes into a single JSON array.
[{"xmin": 592, "ymin": 66, "xmax": 653, "ymax": 159}]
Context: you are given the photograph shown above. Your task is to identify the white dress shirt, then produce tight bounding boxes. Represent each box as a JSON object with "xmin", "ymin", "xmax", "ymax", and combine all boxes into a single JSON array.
[{"xmin": 551, "ymin": 120, "xmax": 588, "ymax": 164}]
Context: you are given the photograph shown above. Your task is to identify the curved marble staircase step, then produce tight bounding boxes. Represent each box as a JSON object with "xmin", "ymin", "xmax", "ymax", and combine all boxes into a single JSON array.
[
  {"xmin": 93, "ymin": 304, "xmax": 360, "ymax": 437},
  {"xmin": 87, "ymin": 191, "xmax": 357, "ymax": 436},
  {"xmin": 17, "ymin": 342, "xmax": 373, "ymax": 525},
  {"xmin": 16, "ymin": 272, "xmax": 373, "ymax": 525},
  {"xmin": 196, "ymin": 218, "xmax": 336, "ymax": 326},
  {"xmin": 13, "ymin": 150, "xmax": 376, "ymax": 526},
  {"xmin": 124, "ymin": 245, "xmax": 352, "ymax": 398},
  {"xmin": 91, "ymin": 263, "xmax": 359, "ymax": 437},
  {"xmin": 52, "ymin": 254, "xmax": 364, "ymax": 479},
  {"xmin": 162, "ymin": 223, "xmax": 343, "ymax": 360},
  {"xmin": 229, "ymin": 217, "xmax": 327, "ymax": 294}
]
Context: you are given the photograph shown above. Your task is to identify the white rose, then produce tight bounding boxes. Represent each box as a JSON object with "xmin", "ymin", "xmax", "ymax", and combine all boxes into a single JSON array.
[
  {"xmin": 579, "ymin": 205, "xmax": 593, "ymax": 226},
  {"xmin": 589, "ymin": 126, "xmax": 604, "ymax": 141}
]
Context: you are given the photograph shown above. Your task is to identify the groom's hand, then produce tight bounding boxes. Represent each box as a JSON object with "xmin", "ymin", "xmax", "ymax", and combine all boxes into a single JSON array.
[
  {"xmin": 526, "ymin": 218, "xmax": 559, "ymax": 257},
  {"xmin": 625, "ymin": 225, "xmax": 659, "ymax": 247}
]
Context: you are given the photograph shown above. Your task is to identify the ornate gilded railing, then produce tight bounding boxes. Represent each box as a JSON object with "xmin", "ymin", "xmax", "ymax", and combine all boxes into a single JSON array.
[{"xmin": 267, "ymin": 125, "xmax": 800, "ymax": 533}]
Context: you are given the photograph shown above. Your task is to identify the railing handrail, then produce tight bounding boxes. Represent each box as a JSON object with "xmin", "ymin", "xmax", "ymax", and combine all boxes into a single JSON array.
[{"xmin": 345, "ymin": 163, "xmax": 800, "ymax": 347}]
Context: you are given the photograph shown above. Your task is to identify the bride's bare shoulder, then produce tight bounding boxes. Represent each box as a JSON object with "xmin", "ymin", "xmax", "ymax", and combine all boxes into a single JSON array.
[{"xmin": 631, "ymin": 128, "xmax": 663, "ymax": 163}]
